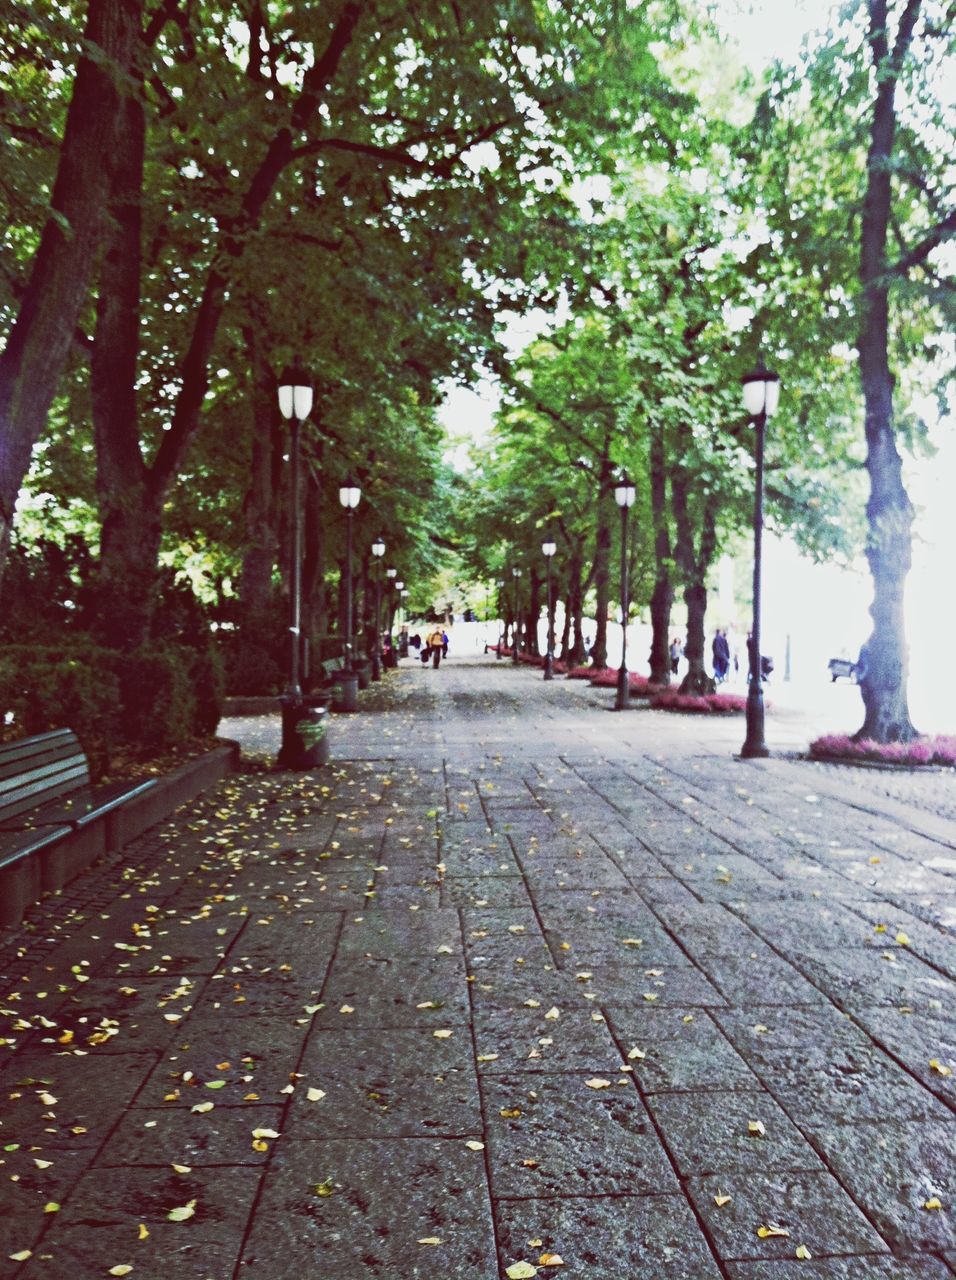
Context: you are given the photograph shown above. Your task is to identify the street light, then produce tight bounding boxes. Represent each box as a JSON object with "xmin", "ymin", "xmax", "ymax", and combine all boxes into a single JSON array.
[
  {"xmin": 371, "ymin": 535, "xmax": 385, "ymax": 681},
  {"xmin": 496, "ymin": 579, "xmax": 505, "ymax": 659},
  {"xmin": 613, "ymin": 472, "xmax": 637, "ymax": 710},
  {"xmin": 511, "ymin": 567, "xmax": 521, "ymax": 665},
  {"xmin": 277, "ymin": 361, "xmax": 313, "ymax": 698},
  {"xmin": 541, "ymin": 534, "xmax": 557, "ymax": 680},
  {"xmin": 740, "ymin": 356, "xmax": 780, "ymax": 758},
  {"xmin": 338, "ymin": 475, "xmax": 362, "ymax": 670}
]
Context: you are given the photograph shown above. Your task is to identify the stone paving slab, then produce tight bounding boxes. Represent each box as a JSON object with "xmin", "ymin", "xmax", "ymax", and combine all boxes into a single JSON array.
[
  {"xmin": 240, "ymin": 1137, "xmax": 497, "ymax": 1278},
  {"xmin": 493, "ymin": 1193, "xmax": 726, "ymax": 1279},
  {"xmin": 2, "ymin": 652, "xmax": 955, "ymax": 1278}
]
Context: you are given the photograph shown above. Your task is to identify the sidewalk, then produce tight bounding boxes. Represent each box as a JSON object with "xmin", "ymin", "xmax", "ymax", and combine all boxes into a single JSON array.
[{"xmin": 1, "ymin": 653, "xmax": 953, "ymax": 1278}]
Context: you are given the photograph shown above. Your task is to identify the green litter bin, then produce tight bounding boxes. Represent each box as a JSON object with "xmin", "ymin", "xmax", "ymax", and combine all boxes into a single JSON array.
[
  {"xmin": 278, "ymin": 695, "xmax": 330, "ymax": 769},
  {"xmin": 331, "ymin": 671, "xmax": 359, "ymax": 713}
]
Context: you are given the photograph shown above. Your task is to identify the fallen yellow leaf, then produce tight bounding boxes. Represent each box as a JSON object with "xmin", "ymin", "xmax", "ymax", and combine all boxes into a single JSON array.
[
  {"xmin": 167, "ymin": 1199, "xmax": 197, "ymax": 1222},
  {"xmin": 929, "ymin": 1059, "xmax": 953, "ymax": 1077},
  {"xmin": 585, "ymin": 1078, "xmax": 612, "ymax": 1089},
  {"xmin": 137, "ymin": 1223, "xmax": 149, "ymax": 1240},
  {"xmin": 627, "ymin": 1047, "xmax": 646, "ymax": 1060},
  {"xmin": 108, "ymin": 1268, "xmax": 133, "ymax": 1277},
  {"xmin": 544, "ymin": 1007, "xmax": 560, "ymax": 1020},
  {"xmin": 306, "ymin": 1087, "xmax": 326, "ymax": 1102},
  {"xmin": 539, "ymin": 1253, "xmax": 565, "ymax": 1267},
  {"xmin": 43, "ymin": 1201, "xmax": 59, "ymax": 1213},
  {"xmin": 714, "ymin": 1193, "xmax": 732, "ymax": 1207},
  {"xmin": 417, "ymin": 1237, "xmax": 442, "ymax": 1245},
  {"xmin": 924, "ymin": 1197, "xmax": 943, "ymax": 1210},
  {"xmin": 757, "ymin": 1224, "xmax": 790, "ymax": 1238},
  {"xmin": 433, "ymin": 1029, "xmax": 453, "ymax": 1039},
  {"xmin": 896, "ymin": 932, "xmax": 910, "ymax": 946},
  {"xmin": 465, "ymin": 1140, "xmax": 485, "ymax": 1151},
  {"xmin": 748, "ymin": 1120, "xmax": 766, "ymax": 1137},
  {"xmin": 795, "ymin": 1244, "xmax": 812, "ymax": 1259},
  {"xmin": 506, "ymin": 1263, "xmax": 538, "ymax": 1279},
  {"xmin": 171, "ymin": 1164, "xmax": 191, "ymax": 1174}
]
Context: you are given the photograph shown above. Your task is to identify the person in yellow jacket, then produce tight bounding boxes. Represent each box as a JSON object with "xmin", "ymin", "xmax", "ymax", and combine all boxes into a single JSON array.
[{"xmin": 427, "ymin": 626, "xmax": 445, "ymax": 668}]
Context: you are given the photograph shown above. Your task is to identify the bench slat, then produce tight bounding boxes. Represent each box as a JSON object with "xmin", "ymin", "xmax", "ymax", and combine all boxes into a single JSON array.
[{"xmin": 0, "ymin": 760, "xmax": 91, "ymax": 824}]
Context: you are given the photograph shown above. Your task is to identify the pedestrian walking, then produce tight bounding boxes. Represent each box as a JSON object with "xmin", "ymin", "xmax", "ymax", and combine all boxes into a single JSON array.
[
  {"xmin": 441, "ymin": 630, "xmax": 449, "ymax": 659},
  {"xmin": 669, "ymin": 636, "xmax": 683, "ymax": 676},
  {"xmin": 427, "ymin": 625, "xmax": 445, "ymax": 668},
  {"xmin": 712, "ymin": 628, "xmax": 730, "ymax": 682}
]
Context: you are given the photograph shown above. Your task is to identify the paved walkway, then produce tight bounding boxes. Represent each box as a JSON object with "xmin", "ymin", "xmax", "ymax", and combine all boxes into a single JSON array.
[{"xmin": 1, "ymin": 654, "xmax": 954, "ymax": 1278}]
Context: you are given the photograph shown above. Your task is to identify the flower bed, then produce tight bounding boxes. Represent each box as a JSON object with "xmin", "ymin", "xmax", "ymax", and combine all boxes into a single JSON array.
[
  {"xmin": 650, "ymin": 691, "xmax": 748, "ymax": 715},
  {"xmin": 586, "ymin": 670, "xmax": 663, "ymax": 694},
  {"xmin": 810, "ymin": 733, "xmax": 956, "ymax": 767}
]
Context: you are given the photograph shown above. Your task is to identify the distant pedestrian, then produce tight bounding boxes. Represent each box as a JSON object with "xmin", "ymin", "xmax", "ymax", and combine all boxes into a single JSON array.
[
  {"xmin": 441, "ymin": 630, "xmax": 449, "ymax": 658},
  {"xmin": 669, "ymin": 637, "xmax": 683, "ymax": 676},
  {"xmin": 712, "ymin": 629, "xmax": 730, "ymax": 682},
  {"xmin": 427, "ymin": 626, "xmax": 445, "ymax": 668}
]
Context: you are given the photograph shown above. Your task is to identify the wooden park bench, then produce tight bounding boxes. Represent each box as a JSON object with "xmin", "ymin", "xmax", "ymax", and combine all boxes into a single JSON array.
[{"xmin": 0, "ymin": 729, "xmax": 159, "ymax": 926}]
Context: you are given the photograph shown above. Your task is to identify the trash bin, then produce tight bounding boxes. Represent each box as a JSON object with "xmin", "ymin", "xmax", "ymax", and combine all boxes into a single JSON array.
[
  {"xmin": 278, "ymin": 695, "xmax": 330, "ymax": 769},
  {"xmin": 331, "ymin": 671, "xmax": 359, "ymax": 713},
  {"xmin": 354, "ymin": 659, "xmax": 371, "ymax": 690}
]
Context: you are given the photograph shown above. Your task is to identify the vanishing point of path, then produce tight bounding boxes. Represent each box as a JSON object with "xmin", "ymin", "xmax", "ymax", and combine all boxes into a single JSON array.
[{"xmin": 1, "ymin": 652, "xmax": 954, "ymax": 1278}]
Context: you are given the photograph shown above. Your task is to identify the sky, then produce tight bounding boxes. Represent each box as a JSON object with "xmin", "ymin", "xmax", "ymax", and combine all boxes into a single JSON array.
[{"xmin": 437, "ymin": 0, "xmax": 956, "ymax": 732}]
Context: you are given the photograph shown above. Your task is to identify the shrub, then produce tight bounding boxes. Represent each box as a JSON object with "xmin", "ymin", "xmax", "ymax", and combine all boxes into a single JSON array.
[
  {"xmin": 810, "ymin": 733, "xmax": 956, "ymax": 767},
  {"xmin": 0, "ymin": 643, "xmax": 121, "ymax": 779},
  {"xmin": 566, "ymin": 665, "xmax": 600, "ymax": 680},
  {"xmin": 190, "ymin": 641, "xmax": 226, "ymax": 736},
  {"xmin": 651, "ymin": 691, "xmax": 748, "ymax": 715},
  {"xmin": 587, "ymin": 670, "xmax": 661, "ymax": 693},
  {"xmin": 222, "ymin": 637, "xmax": 283, "ymax": 696},
  {"xmin": 118, "ymin": 646, "xmax": 196, "ymax": 750}
]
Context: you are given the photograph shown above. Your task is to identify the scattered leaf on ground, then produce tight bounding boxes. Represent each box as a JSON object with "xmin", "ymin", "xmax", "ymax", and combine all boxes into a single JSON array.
[
  {"xmin": 506, "ymin": 1263, "xmax": 538, "ymax": 1279},
  {"xmin": 757, "ymin": 1224, "xmax": 790, "ymax": 1239},
  {"xmin": 795, "ymin": 1245, "xmax": 812, "ymax": 1259},
  {"xmin": 167, "ymin": 1199, "xmax": 197, "ymax": 1222}
]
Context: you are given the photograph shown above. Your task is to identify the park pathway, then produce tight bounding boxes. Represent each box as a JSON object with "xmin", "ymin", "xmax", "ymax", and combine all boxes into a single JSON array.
[{"xmin": 1, "ymin": 652, "xmax": 954, "ymax": 1278}]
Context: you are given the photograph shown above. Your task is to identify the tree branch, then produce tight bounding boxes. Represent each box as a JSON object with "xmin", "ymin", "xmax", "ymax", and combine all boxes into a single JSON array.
[{"xmin": 887, "ymin": 207, "xmax": 956, "ymax": 277}]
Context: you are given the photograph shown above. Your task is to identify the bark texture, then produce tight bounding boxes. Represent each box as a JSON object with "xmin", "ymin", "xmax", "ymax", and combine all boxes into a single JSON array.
[
  {"xmin": 0, "ymin": 0, "xmax": 142, "ymax": 589},
  {"xmin": 854, "ymin": 0, "xmax": 921, "ymax": 742}
]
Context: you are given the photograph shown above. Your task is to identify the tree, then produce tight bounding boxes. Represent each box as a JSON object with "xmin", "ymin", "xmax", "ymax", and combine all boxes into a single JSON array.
[
  {"xmin": 0, "ymin": 0, "xmax": 142, "ymax": 585},
  {"xmin": 757, "ymin": 0, "xmax": 954, "ymax": 741}
]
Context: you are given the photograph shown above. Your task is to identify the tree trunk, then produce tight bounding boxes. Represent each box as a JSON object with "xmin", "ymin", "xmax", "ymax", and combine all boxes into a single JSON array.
[
  {"xmin": 672, "ymin": 468, "xmax": 717, "ymax": 696},
  {"xmin": 648, "ymin": 421, "xmax": 673, "ymax": 686},
  {"xmin": 90, "ymin": 40, "xmax": 156, "ymax": 648},
  {"xmin": 0, "ymin": 0, "xmax": 142, "ymax": 590},
  {"xmin": 527, "ymin": 568, "xmax": 542, "ymax": 656},
  {"xmin": 301, "ymin": 463, "xmax": 326, "ymax": 645},
  {"xmin": 590, "ymin": 460, "xmax": 613, "ymax": 668},
  {"xmin": 239, "ymin": 322, "xmax": 283, "ymax": 634},
  {"xmin": 855, "ymin": 0, "xmax": 920, "ymax": 742}
]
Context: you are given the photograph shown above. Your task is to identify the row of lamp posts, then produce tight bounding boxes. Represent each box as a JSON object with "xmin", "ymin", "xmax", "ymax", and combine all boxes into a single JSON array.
[
  {"xmin": 501, "ymin": 355, "xmax": 780, "ymax": 758},
  {"xmin": 279, "ymin": 355, "xmax": 779, "ymax": 764},
  {"xmin": 276, "ymin": 361, "xmax": 412, "ymax": 768}
]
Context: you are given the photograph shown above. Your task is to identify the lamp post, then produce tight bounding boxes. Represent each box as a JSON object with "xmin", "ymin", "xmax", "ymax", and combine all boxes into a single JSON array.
[
  {"xmin": 511, "ymin": 567, "xmax": 521, "ymax": 664},
  {"xmin": 740, "ymin": 356, "xmax": 780, "ymax": 758},
  {"xmin": 496, "ymin": 579, "xmax": 505, "ymax": 659},
  {"xmin": 541, "ymin": 534, "xmax": 556, "ymax": 680},
  {"xmin": 277, "ymin": 362, "xmax": 313, "ymax": 698},
  {"xmin": 371, "ymin": 535, "xmax": 385, "ymax": 680},
  {"xmin": 338, "ymin": 475, "xmax": 361, "ymax": 669},
  {"xmin": 613, "ymin": 472, "xmax": 637, "ymax": 710}
]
